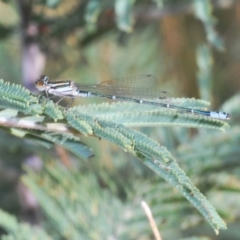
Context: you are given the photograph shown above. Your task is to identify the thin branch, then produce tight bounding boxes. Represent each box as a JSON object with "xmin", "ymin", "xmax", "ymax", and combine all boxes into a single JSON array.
[{"xmin": 141, "ymin": 201, "xmax": 162, "ymax": 240}]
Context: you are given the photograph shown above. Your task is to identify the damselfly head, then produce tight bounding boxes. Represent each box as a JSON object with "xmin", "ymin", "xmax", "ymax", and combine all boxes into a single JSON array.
[{"xmin": 35, "ymin": 75, "xmax": 49, "ymax": 91}]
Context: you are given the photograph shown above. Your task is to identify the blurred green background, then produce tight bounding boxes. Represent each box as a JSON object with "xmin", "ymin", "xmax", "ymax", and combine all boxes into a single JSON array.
[{"xmin": 0, "ymin": 0, "xmax": 239, "ymax": 239}]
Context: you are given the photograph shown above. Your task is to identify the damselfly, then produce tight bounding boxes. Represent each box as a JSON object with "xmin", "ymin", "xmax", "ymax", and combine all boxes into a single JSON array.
[{"xmin": 35, "ymin": 74, "xmax": 231, "ymax": 120}]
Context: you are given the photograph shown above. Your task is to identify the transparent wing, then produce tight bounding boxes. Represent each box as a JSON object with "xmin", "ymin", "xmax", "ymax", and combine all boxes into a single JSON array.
[{"xmin": 77, "ymin": 74, "xmax": 172, "ymax": 100}]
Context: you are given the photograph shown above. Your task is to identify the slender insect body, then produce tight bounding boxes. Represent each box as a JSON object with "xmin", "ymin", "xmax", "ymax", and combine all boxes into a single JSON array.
[
  {"xmin": 76, "ymin": 90, "xmax": 89, "ymax": 97},
  {"xmin": 35, "ymin": 75, "xmax": 231, "ymax": 121}
]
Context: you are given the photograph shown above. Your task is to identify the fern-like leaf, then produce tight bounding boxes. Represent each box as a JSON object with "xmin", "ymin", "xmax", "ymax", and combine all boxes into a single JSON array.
[
  {"xmin": 0, "ymin": 209, "xmax": 52, "ymax": 240},
  {"xmin": 71, "ymin": 102, "xmax": 229, "ymax": 130},
  {"xmin": 0, "ymin": 79, "xmax": 230, "ymax": 232}
]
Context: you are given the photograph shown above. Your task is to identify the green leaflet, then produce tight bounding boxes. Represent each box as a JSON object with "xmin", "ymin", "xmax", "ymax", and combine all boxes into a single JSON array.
[
  {"xmin": 41, "ymin": 132, "xmax": 94, "ymax": 161},
  {"xmin": 42, "ymin": 100, "xmax": 64, "ymax": 121},
  {"xmin": 0, "ymin": 96, "xmax": 42, "ymax": 115},
  {"xmin": 0, "ymin": 79, "xmax": 42, "ymax": 115},
  {"xmin": 66, "ymin": 110, "xmax": 134, "ymax": 151},
  {"xmin": 65, "ymin": 111, "xmax": 94, "ymax": 136},
  {"xmin": 0, "ymin": 79, "xmax": 38, "ymax": 103}
]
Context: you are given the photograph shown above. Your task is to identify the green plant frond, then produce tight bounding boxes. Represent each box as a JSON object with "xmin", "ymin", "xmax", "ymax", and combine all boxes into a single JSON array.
[
  {"xmin": 65, "ymin": 111, "xmax": 94, "ymax": 136},
  {"xmin": 22, "ymin": 174, "xmax": 74, "ymax": 239},
  {"xmin": 0, "ymin": 112, "xmax": 93, "ymax": 160},
  {"xmin": 65, "ymin": 113, "xmax": 226, "ymax": 232},
  {"xmin": 42, "ymin": 99, "xmax": 64, "ymax": 121},
  {"xmin": 67, "ymin": 111, "xmax": 134, "ymax": 151},
  {"xmin": 0, "ymin": 209, "xmax": 52, "ymax": 240},
  {"xmin": 93, "ymin": 124, "xmax": 134, "ymax": 151},
  {"xmin": 167, "ymin": 98, "xmax": 210, "ymax": 109},
  {"xmin": 143, "ymin": 158, "xmax": 226, "ymax": 234},
  {"xmin": 70, "ymin": 102, "xmax": 229, "ymax": 130},
  {"xmin": 127, "ymin": 128, "xmax": 240, "ymax": 233},
  {"xmin": 0, "ymin": 80, "xmax": 42, "ymax": 114},
  {"xmin": 40, "ymin": 131, "xmax": 93, "ymax": 160},
  {"xmin": 1, "ymin": 119, "xmax": 93, "ymax": 160},
  {"xmin": 129, "ymin": 179, "xmax": 229, "ymax": 236},
  {"xmin": 26, "ymin": 103, "xmax": 43, "ymax": 114},
  {"xmin": 130, "ymin": 127, "xmax": 228, "ymax": 232},
  {"xmin": 0, "ymin": 96, "xmax": 42, "ymax": 115},
  {"xmin": 0, "ymin": 80, "xmax": 229, "ymax": 132},
  {"xmin": 67, "ymin": 111, "xmax": 173, "ymax": 162},
  {"xmin": 0, "ymin": 79, "xmax": 38, "ymax": 103},
  {"xmin": 22, "ymin": 165, "xmax": 124, "ymax": 239},
  {"xmin": 172, "ymin": 126, "xmax": 240, "ymax": 220},
  {"xmin": 98, "ymin": 111, "xmax": 228, "ymax": 130}
]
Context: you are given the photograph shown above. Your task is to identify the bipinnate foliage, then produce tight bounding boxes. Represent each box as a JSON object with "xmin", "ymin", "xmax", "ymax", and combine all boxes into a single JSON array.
[
  {"xmin": 21, "ymin": 164, "xmax": 125, "ymax": 239},
  {"xmin": 0, "ymin": 78, "xmax": 230, "ymax": 234},
  {"xmin": 0, "ymin": 209, "xmax": 52, "ymax": 240}
]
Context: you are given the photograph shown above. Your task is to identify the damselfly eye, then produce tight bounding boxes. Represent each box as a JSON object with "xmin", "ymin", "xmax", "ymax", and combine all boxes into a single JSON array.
[
  {"xmin": 35, "ymin": 75, "xmax": 49, "ymax": 91},
  {"xmin": 40, "ymin": 75, "xmax": 49, "ymax": 84}
]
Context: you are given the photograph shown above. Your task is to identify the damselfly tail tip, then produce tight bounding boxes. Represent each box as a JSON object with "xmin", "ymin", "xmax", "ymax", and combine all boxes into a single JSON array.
[
  {"xmin": 218, "ymin": 111, "xmax": 231, "ymax": 120},
  {"xmin": 210, "ymin": 111, "xmax": 231, "ymax": 120},
  {"xmin": 226, "ymin": 112, "xmax": 231, "ymax": 120}
]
